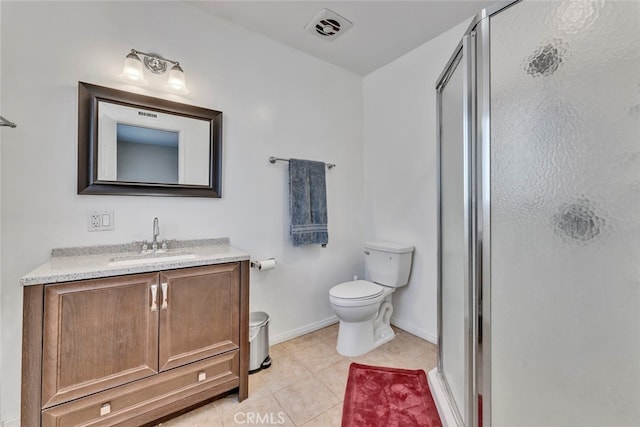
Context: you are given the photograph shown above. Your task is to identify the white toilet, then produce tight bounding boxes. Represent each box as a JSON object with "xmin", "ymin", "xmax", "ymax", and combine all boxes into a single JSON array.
[{"xmin": 329, "ymin": 241, "xmax": 414, "ymax": 357}]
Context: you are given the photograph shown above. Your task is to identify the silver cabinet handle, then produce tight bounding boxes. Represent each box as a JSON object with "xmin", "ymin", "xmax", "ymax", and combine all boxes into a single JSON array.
[
  {"xmin": 100, "ymin": 402, "xmax": 111, "ymax": 416},
  {"xmin": 150, "ymin": 284, "xmax": 158, "ymax": 311},
  {"xmin": 161, "ymin": 282, "xmax": 168, "ymax": 309}
]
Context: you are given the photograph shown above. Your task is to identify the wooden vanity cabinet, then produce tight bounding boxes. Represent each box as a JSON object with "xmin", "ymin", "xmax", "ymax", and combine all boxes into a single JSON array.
[{"xmin": 22, "ymin": 261, "xmax": 249, "ymax": 427}]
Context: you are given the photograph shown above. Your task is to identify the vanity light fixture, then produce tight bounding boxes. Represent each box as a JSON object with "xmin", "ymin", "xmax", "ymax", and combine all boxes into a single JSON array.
[{"xmin": 119, "ymin": 49, "xmax": 189, "ymax": 94}]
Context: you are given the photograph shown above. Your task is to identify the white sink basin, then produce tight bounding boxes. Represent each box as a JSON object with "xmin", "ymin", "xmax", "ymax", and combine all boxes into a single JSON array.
[{"xmin": 108, "ymin": 252, "xmax": 197, "ymax": 267}]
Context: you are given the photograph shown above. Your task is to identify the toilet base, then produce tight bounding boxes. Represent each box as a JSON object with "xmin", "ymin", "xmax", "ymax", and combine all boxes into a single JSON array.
[
  {"xmin": 335, "ymin": 320, "xmax": 397, "ymax": 357},
  {"xmin": 336, "ymin": 320, "xmax": 371, "ymax": 357},
  {"xmin": 335, "ymin": 293, "xmax": 397, "ymax": 357},
  {"xmin": 374, "ymin": 323, "xmax": 396, "ymax": 348}
]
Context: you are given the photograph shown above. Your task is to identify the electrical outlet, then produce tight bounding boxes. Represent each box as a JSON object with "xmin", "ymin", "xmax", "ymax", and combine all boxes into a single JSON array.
[
  {"xmin": 89, "ymin": 214, "xmax": 101, "ymax": 229},
  {"xmin": 87, "ymin": 210, "xmax": 114, "ymax": 232}
]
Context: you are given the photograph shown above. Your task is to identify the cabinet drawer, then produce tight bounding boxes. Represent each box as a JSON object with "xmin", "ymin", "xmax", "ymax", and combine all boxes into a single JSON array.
[{"xmin": 42, "ymin": 350, "xmax": 239, "ymax": 427}]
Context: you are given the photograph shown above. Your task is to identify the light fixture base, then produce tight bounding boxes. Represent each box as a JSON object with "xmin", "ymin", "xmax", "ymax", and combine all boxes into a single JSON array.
[{"xmin": 143, "ymin": 54, "xmax": 168, "ymax": 74}]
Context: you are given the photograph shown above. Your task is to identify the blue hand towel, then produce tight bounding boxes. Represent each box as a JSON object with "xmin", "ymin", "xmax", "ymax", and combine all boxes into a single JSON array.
[{"xmin": 289, "ymin": 158, "xmax": 328, "ymax": 246}]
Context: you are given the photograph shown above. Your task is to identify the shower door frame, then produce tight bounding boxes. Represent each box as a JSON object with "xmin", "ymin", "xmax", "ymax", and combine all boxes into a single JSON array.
[
  {"xmin": 435, "ymin": 40, "xmax": 471, "ymax": 426},
  {"xmin": 435, "ymin": 2, "xmax": 521, "ymax": 426},
  {"xmin": 435, "ymin": 28, "xmax": 479, "ymax": 427}
]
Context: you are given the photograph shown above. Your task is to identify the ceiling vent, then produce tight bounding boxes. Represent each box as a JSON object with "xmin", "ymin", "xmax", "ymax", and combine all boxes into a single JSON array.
[{"xmin": 304, "ymin": 9, "xmax": 353, "ymax": 42}]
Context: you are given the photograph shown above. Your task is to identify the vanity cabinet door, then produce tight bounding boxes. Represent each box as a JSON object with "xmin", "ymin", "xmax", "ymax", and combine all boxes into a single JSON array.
[
  {"xmin": 158, "ymin": 263, "xmax": 240, "ymax": 371},
  {"xmin": 42, "ymin": 273, "xmax": 159, "ymax": 409}
]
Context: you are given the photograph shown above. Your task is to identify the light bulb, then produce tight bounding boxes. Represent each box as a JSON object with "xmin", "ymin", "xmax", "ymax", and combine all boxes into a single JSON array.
[
  {"xmin": 119, "ymin": 52, "xmax": 147, "ymax": 85},
  {"xmin": 165, "ymin": 64, "xmax": 189, "ymax": 94}
]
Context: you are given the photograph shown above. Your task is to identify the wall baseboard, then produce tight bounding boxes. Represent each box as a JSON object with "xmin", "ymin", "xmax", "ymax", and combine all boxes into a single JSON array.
[
  {"xmin": 270, "ymin": 316, "xmax": 339, "ymax": 345},
  {"xmin": 391, "ymin": 317, "xmax": 438, "ymax": 345},
  {"xmin": 2, "ymin": 418, "xmax": 20, "ymax": 427},
  {"xmin": 270, "ymin": 315, "xmax": 437, "ymax": 347}
]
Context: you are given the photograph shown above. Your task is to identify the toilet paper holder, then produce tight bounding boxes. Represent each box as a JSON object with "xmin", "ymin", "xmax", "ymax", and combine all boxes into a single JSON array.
[{"xmin": 251, "ymin": 258, "xmax": 277, "ymax": 270}]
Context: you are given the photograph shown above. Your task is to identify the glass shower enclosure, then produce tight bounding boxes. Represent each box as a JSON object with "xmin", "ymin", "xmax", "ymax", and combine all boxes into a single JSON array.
[{"xmin": 433, "ymin": 1, "xmax": 640, "ymax": 426}]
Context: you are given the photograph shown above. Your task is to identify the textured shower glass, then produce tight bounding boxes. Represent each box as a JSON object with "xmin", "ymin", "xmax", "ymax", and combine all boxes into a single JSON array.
[
  {"xmin": 490, "ymin": 1, "xmax": 640, "ymax": 426},
  {"xmin": 439, "ymin": 53, "xmax": 466, "ymax": 422}
]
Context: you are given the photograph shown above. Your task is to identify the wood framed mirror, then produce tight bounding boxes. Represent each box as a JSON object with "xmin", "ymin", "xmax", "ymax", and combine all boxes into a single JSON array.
[{"xmin": 78, "ymin": 82, "xmax": 222, "ymax": 197}]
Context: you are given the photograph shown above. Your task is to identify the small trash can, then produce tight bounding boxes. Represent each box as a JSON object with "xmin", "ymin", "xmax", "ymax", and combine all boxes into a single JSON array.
[{"xmin": 249, "ymin": 311, "xmax": 271, "ymax": 374}]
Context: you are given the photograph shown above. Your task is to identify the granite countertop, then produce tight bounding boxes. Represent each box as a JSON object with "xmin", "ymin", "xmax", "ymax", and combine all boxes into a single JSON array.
[{"xmin": 20, "ymin": 238, "xmax": 250, "ymax": 286}]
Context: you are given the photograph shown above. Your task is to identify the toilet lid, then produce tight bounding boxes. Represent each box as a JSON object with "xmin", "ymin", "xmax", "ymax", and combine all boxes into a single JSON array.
[{"xmin": 330, "ymin": 280, "xmax": 384, "ymax": 300}]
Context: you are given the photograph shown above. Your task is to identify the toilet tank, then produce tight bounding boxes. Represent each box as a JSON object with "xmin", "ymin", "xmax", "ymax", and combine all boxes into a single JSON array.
[{"xmin": 364, "ymin": 241, "xmax": 414, "ymax": 287}]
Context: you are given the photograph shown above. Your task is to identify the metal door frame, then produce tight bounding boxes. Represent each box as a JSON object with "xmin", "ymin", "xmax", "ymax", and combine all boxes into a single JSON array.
[{"xmin": 435, "ymin": 2, "xmax": 521, "ymax": 426}]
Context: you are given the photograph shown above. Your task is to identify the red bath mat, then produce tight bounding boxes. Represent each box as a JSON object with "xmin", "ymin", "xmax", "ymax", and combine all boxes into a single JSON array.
[{"xmin": 341, "ymin": 363, "xmax": 442, "ymax": 427}]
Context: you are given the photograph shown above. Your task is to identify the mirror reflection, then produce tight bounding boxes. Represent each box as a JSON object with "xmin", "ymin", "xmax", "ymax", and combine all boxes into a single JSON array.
[
  {"xmin": 116, "ymin": 124, "xmax": 179, "ymax": 184},
  {"xmin": 97, "ymin": 101, "xmax": 210, "ymax": 186}
]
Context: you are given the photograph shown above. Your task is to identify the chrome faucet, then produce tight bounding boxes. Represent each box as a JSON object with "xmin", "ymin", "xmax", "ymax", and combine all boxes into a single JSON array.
[{"xmin": 152, "ymin": 217, "xmax": 160, "ymax": 251}]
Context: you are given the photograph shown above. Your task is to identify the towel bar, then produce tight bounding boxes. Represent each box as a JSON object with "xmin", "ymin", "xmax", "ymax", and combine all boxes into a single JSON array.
[
  {"xmin": 0, "ymin": 115, "xmax": 16, "ymax": 128},
  {"xmin": 269, "ymin": 156, "xmax": 335, "ymax": 169}
]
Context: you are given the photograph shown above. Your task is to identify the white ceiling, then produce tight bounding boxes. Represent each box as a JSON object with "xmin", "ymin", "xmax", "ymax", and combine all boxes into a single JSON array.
[{"xmin": 188, "ymin": 1, "xmax": 496, "ymax": 76}]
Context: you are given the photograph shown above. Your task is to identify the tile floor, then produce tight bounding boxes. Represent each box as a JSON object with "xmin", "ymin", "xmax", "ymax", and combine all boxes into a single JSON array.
[{"xmin": 158, "ymin": 323, "xmax": 438, "ymax": 427}]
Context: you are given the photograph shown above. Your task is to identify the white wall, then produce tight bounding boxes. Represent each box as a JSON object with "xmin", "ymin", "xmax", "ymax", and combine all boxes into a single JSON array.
[
  {"xmin": 0, "ymin": 1, "xmax": 363, "ymax": 422},
  {"xmin": 363, "ymin": 19, "xmax": 470, "ymax": 343},
  {"xmin": 0, "ymin": 1, "xmax": 3, "ymax": 422}
]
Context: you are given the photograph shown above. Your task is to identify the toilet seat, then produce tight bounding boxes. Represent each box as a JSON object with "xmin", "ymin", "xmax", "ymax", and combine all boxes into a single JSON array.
[{"xmin": 329, "ymin": 280, "xmax": 384, "ymax": 301}]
